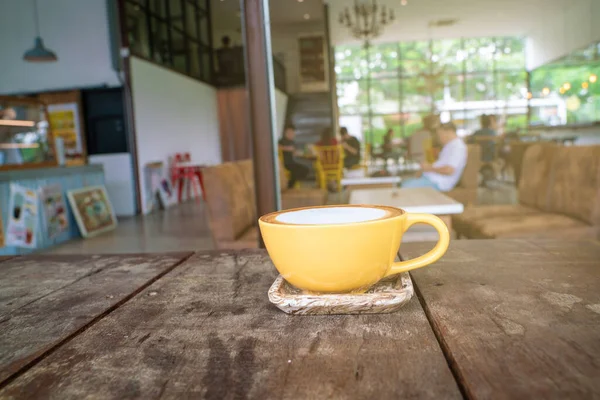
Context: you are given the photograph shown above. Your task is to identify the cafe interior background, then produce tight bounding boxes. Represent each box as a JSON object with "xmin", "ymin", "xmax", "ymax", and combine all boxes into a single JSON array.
[{"xmin": 0, "ymin": 0, "xmax": 599, "ymax": 254}]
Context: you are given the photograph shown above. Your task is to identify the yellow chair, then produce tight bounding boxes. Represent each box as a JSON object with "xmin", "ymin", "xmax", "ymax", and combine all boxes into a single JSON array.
[
  {"xmin": 278, "ymin": 148, "xmax": 300, "ymax": 188},
  {"xmin": 314, "ymin": 145, "xmax": 344, "ymax": 192}
]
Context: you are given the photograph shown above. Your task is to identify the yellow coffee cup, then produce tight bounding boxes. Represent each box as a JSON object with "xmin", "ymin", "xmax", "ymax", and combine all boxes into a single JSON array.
[{"xmin": 259, "ymin": 204, "xmax": 449, "ymax": 293}]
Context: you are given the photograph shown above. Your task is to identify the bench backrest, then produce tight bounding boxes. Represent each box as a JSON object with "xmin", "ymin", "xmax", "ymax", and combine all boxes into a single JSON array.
[
  {"xmin": 547, "ymin": 145, "xmax": 600, "ymax": 225},
  {"xmin": 518, "ymin": 143, "xmax": 558, "ymax": 211},
  {"xmin": 519, "ymin": 143, "xmax": 600, "ymax": 225},
  {"xmin": 202, "ymin": 162, "xmax": 256, "ymax": 241},
  {"xmin": 455, "ymin": 144, "xmax": 482, "ymax": 190}
]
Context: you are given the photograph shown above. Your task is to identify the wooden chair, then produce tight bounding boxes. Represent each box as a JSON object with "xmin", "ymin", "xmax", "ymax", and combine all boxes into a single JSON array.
[{"xmin": 314, "ymin": 145, "xmax": 344, "ymax": 192}]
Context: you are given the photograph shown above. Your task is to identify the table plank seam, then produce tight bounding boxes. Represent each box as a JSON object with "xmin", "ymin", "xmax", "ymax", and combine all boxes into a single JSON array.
[
  {"xmin": 0, "ymin": 263, "xmax": 114, "ymax": 319},
  {"xmin": 0, "ymin": 252, "xmax": 195, "ymax": 390},
  {"xmin": 411, "ymin": 273, "xmax": 471, "ymax": 400}
]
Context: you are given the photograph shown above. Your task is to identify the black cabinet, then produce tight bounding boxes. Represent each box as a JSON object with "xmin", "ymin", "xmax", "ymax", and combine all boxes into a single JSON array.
[{"xmin": 82, "ymin": 88, "xmax": 129, "ymax": 155}]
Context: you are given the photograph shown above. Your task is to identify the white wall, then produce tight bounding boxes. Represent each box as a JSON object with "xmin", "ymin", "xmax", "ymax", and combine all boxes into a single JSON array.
[
  {"xmin": 0, "ymin": 0, "xmax": 120, "ymax": 94},
  {"xmin": 130, "ymin": 57, "xmax": 222, "ymax": 214},
  {"xmin": 89, "ymin": 153, "xmax": 137, "ymax": 217},
  {"xmin": 526, "ymin": 0, "xmax": 600, "ymax": 70}
]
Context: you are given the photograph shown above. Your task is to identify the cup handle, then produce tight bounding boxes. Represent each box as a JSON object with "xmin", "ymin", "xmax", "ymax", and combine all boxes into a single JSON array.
[{"xmin": 385, "ymin": 213, "xmax": 450, "ymax": 277}]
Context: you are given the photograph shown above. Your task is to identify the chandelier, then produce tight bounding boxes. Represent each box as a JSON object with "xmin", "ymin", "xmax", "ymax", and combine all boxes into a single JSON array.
[{"xmin": 338, "ymin": 0, "xmax": 395, "ymax": 45}]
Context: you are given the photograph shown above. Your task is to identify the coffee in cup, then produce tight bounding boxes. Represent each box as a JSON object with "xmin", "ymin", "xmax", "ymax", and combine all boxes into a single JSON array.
[{"xmin": 259, "ymin": 204, "xmax": 449, "ymax": 293}]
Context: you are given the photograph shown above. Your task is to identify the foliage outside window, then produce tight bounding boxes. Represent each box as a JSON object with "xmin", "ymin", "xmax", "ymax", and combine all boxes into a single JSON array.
[
  {"xmin": 335, "ymin": 37, "xmax": 528, "ymax": 145},
  {"xmin": 124, "ymin": 0, "xmax": 213, "ymax": 83},
  {"xmin": 529, "ymin": 42, "xmax": 600, "ymax": 126}
]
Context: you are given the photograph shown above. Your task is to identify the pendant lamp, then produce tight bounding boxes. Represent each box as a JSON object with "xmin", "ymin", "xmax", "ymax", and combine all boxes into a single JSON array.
[{"xmin": 23, "ymin": 0, "xmax": 57, "ymax": 62}]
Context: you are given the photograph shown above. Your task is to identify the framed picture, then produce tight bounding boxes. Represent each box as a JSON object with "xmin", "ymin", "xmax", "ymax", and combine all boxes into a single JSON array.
[
  {"xmin": 40, "ymin": 184, "xmax": 70, "ymax": 240},
  {"xmin": 6, "ymin": 184, "xmax": 38, "ymax": 248},
  {"xmin": 0, "ymin": 204, "xmax": 4, "ymax": 248},
  {"xmin": 67, "ymin": 186, "xmax": 117, "ymax": 238},
  {"xmin": 157, "ymin": 178, "xmax": 176, "ymax": 209}
]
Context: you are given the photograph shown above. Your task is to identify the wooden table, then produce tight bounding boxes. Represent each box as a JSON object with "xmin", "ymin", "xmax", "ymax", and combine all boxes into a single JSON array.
[
  {"xmin": 349, "ymin": 187, "xmax": 464, "ymax": 242},
  {"xmin": 1, "ymin": 240, "xmax": 599, "ymax": 399}
]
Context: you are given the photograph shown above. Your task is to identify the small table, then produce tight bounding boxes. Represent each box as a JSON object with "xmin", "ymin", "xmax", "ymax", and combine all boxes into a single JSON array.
[
  {"xmin": 349, "ymin": 187, "xmax": 464, "ymax": 242},
  {"xmin": 341, "ymin": 169, "xmax": 401, "ymax": 191},
  {"xmin": 2, "ymin": 241, "xmax": 600, "ymax": 398}
]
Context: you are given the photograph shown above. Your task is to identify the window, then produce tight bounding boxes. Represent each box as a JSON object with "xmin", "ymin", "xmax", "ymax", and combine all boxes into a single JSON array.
[
  {"xmin": 335, "ymin": 37, "xmax": 527, "ymax": 144},
  {"xmin": 529, "ymin": 42, "xmax": 600, "ymax": 126},
  {"xmin": 124, "ymin": 0, "xmax": 213, "ymax": 84}
]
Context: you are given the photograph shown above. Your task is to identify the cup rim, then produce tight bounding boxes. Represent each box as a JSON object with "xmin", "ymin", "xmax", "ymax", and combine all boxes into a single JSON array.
[{"xmin": 259, "ymin": 204, "xmax": 405, "ymax": 227}]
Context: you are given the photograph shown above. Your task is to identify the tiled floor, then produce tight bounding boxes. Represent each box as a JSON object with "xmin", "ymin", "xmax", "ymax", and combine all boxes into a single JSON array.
[{"xmin": 44, "ymin": 181, "xmax": 518, "ymax": 255}]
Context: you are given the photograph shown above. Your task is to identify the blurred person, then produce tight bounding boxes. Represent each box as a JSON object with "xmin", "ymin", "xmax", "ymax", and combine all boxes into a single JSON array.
[
  {"xmin": 409, "ymin": 115, "xmax": 439, "ymax": 163},
  {"xmin": 379, "ymin": 128, "xmax": 404, "ymax": 164},
  {"xmin": 216, "ymin": 36, "xmax": 235, "ymax": 76},
  {"xmin": 315, "ymin": 126, "xmax": 338, "ymax": 146},
  {"xmin": 340, "ymin": 127, "xmax": 361, "ymax": 168},
  {"xmin": 278, "ymin": 125, "xmax": 308, "ymax": 188},
  {"xmin": 402, "ymin": 122, "xmax": 467, "ymax": 191},
  {"xmin": 469, "ymin": 114, "xmax": 497, "ymax": 163}
]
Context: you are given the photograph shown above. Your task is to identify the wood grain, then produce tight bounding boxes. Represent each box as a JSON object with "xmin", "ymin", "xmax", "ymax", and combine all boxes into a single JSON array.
[
  {"xmin": 1, "ymin": 250, "xmax": 461, "ymax": 399},
  {"xmin": 0, "ymin": 253, "xmax": 191, "ymax": 386},
  {"xmin": 402, "ymin": 239, "xmax": 600, "ymax": 399}
]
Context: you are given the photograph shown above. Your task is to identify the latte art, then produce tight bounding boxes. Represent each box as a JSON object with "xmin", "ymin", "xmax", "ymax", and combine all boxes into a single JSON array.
[{"xmin": 267, "ymin": 205, "xmax": 402, "ymax": 225}]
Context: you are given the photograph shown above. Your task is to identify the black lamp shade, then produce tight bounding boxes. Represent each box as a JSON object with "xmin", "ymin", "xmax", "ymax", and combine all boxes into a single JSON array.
[{"xmin": 23, "ymin": 37, "xmax": 58, "ymax": 62}]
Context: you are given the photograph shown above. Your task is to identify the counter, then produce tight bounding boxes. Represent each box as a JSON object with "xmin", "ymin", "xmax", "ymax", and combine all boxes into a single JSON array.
[{"xmin": 0, "ymin": 164, "xmax": 105, "ymax": 255}]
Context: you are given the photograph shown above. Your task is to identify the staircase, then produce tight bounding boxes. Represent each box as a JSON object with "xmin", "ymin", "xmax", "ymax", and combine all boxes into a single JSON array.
[{"xmin": 285, "ymin": 92, "xmax": 333, "ymax": 147}]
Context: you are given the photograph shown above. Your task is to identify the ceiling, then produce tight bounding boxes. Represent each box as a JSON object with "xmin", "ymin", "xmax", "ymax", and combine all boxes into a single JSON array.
[
  {"xmin": 325, "ymin": 0, "xmax": 570, "ymax": 45},
  {"xmin": 211, "ymin": 0, "xmax": 324, "ymax": 33},
  {"xmin": 211, "ymin": 0, "xmax": 573, "ymax": 47}
]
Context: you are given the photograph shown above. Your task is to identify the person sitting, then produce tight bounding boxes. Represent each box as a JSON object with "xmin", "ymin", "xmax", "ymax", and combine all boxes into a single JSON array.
[
  {"xmin": 402, "ymin": 122, "xmax": 467, "ymax": 192},
  {"xmin": 383, "ymin": 129, "xmax": 395, "ymax": 153},
  {"xmin": 377, "ymin": 128, "xmax": 403, "ymax": 164},
  {"xmin": 278, "ymin": 125, "xmax": 308, "ymax": 189},
  {"xmin": 469, "ymin": 114, "xmax": 497, "ymax": 163},
  {"xmin": 340, "ymin": 127, "xmax": 361, "ymax": 168},
  {"xmin": 409, "ymin": 114, "xmax": 439, "ymax": 163},
  {"xmin": 316, "ymin": 127, "xmax": 338, "ymax": 146}
]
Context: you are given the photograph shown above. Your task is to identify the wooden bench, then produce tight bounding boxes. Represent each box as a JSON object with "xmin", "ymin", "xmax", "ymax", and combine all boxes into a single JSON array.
[
  {"xmin": 453, "ymin": 143, "xmax": 600, "ymax": 240},
  {"xmin": 202, "ymin": 159, "xmax": 328, "ymax": 249}
]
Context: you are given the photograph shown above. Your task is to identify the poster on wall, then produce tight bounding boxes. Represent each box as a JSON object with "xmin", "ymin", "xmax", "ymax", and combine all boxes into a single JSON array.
[
  {"xmin": 6, "ymin": 185, "xmax": 38, "ymax": 248},
  {"xmin": 67, "ymin": 186, "xmax": 117, "ymax": 238},
  {"xmin": 47, "ymin": 103, "xmax": 83, "ymax": 158},
  {"xmin": 298, "ymin": 34, "xmax": 328, "ymax": 92},
  {"xmin": 40, "ymin": 184, "xmax": 70, "ymax": 240}
]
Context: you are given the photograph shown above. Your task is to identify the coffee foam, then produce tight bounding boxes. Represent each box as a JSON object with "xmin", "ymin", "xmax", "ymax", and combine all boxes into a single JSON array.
[{"xmin": 262, "ymin": 205, "xmax": 402, "ymax": 225}]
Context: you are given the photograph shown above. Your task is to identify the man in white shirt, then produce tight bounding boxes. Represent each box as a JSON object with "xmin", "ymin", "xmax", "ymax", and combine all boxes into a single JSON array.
[{"xmin": 402, "ymin": 122, "xmax": 467, "ymax": 192}]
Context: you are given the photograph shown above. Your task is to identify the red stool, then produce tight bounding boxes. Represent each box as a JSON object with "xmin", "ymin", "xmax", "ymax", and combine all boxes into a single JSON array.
[{"xmin": 171, "ymin": 153, "xmax": 204, "ymax": 203}]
